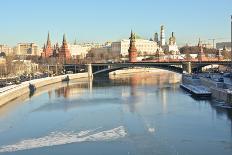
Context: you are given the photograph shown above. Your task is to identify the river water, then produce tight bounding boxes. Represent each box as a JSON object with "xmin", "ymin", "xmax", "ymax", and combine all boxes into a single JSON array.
[{"xmin": 0, "ymin": 71, "xmax": 232, "ymax": 155}]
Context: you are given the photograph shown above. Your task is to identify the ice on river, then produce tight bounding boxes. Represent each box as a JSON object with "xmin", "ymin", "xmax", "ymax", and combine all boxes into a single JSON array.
[{"xmin": 0, "ymin": 126, "xmax": 126, "ymax": 153}]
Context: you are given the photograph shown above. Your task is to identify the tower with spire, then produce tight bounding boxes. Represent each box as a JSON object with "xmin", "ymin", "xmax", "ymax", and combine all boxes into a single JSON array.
[
  {"xmin": 41, "ymin": 32, "xmax": 53, "ymax": 58},
  {"xmin": 197, "ymin": 39, "xmax": 206, "ymax": 61},
  {"xmin": 128, "ymin": 30, "xmax": 137, "ymax": 62},
  {"xmin": 59, "ymin": 34, "xmax": 71, "ymax": 63}
]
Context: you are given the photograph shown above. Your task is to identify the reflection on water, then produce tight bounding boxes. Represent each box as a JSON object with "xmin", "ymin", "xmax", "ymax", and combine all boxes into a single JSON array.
[{"xmin": 0, "ymin": 71, "xmax": 232, "ymax": 155}]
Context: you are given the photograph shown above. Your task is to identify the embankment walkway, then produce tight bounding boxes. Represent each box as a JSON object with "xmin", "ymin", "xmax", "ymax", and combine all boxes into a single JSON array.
[{"xmin": 0, "ymin": 73, "xmax": 88, "ymax": 107}]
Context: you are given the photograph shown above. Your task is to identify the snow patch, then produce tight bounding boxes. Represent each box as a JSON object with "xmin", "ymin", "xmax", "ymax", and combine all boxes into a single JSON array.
[
  {"xmin": 0, "ymin": 126, "xmax": 126, "ymax": 153},
  {"xmin": 148, "ymin": 128, "xmax": 155, "ymax": 133}
]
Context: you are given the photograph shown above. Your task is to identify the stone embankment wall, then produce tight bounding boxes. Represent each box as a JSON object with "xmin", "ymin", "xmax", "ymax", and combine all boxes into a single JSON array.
[
  {"xmin": 210, "ymin": 87, "xmax": 232, "ymax": 103},
  {"xmin": 0, "ymin": 73, "xmax": 88, "ymax": 107},
  {"xmin": 182, "ymin": 75, "xmax": 232, "ymax": 104},
  {"xmin": 200, "ymin": 78, "xmax": 232, "ymax": 104},
  {"xmin": 109, "ymin": 68, "xmax": 173, "ymax": 75}
]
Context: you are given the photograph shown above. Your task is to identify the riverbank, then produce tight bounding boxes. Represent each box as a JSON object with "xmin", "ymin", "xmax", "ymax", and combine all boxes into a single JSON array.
[
  {"xmin": 182, "ymin": 74, "xmax": 232, "ymax": 105},
  {"xmin": 0, "ymin": 73, "xmax": 89, "ymax": 107},
  {"xmin": 109, "ymin": 68, "xmax": 182, "ymax": 84},
  {"xmin": 109, "ymin": 68, "xmax": 176, "ymax": 75}
]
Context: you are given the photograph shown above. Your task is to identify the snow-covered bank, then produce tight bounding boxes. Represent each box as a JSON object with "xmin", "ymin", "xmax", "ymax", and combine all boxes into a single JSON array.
[
  {"xmin": 109, "ymin": 68, "xmax": 174, "ymax": 75},
  {"xmin": 0, "ymin": 73, "xmax": 88, "ymax": 107}
]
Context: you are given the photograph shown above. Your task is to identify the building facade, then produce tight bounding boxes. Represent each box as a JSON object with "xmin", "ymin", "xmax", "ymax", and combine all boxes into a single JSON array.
[
  {"xmin": 162, "ymin": 32, "xmax": 179, "ymax": 54},
  {"xmin": 0, "ymin": 45, "xmax": 13, "ymax": 55},
  {"xmin": 112, "ymin": 39, "xmax": 159, "ymax": 57},
  {"xmin": 14, "ymin": 43, "xmax": 39, "ymax": 56},
  {"xmin": 68, "ymin": 44, "xmax": 91, "ymax": 59}
]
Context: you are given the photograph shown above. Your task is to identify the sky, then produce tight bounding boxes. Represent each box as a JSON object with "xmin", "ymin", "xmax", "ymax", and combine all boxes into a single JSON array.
[{"xmin": 0, "ymin": 0, "xmax": 231, "ymax": 47}]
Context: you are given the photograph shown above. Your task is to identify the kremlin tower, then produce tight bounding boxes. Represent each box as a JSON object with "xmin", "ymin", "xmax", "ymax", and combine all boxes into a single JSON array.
[
  {"xmin": 59, "ymin": 34, "xmax": 71, "ymax": 63},
  {"xmin": 41, "ymin": 32, "xmax": 53, "ymax": 58},
  {"xmin": 128, "ymin": 31, "xmax": 137, "ymax": 62},
  {"xmin": 41, "ymin": 32, "xmax": 72, "ymax": 64},
  {"xmin": 197, "ymin": 38, "xmax": 206, "ymax": 61}
]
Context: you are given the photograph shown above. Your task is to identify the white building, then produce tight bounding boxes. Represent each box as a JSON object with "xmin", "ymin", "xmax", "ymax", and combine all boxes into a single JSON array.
[
  {"xmin": 111, "ymin": 39, "xmax": 160, "ymax": 57},
  {"xmin": 90, "ymin": 46, "xmax": 111, "ymax": 54},
  {"xmin": 14, "ymin": 43, "xmax": 39, "ymax": 56},
  {"xmin": 68, "ymin": 44, "xmax": 93, "ymax": 59},
  {"xmin": 160, "ymin": 25, "xmax": 165, "ymax": 46},
  {"xmin": 0, "ymin": 44, "xmax": 13, "ymax": 55},
  {"xmin": 162, "ymin": 32, "xmax": 179, "ymax": 55}
]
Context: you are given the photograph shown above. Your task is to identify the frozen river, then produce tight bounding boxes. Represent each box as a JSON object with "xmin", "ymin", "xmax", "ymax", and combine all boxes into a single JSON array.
[{"xmin": 0, "ymin": 71, "xmax": 232, "ymax": 155}]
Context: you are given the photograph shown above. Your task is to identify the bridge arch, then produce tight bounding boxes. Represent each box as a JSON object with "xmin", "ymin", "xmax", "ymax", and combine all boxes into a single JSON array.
[{"xmin": 91, "ymin": 63, "xmax": 185, "ymax": 76}]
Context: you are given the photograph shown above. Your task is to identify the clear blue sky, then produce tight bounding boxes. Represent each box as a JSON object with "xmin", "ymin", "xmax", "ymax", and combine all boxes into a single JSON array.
[{"xmin": 0, "ymin": 0, "xmax": 231, "ymax": 46}]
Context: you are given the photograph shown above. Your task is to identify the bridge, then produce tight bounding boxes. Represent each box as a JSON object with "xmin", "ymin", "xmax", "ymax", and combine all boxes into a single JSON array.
[{"xmin": 63, "ymin": 60, "xmax": 232, "ymax": 77}]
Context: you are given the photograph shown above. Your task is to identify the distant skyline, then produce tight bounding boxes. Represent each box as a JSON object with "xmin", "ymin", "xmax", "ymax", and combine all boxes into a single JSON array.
[{"xmin": 0, "ymin": 0, "xmax": 231, "ymax": 47}]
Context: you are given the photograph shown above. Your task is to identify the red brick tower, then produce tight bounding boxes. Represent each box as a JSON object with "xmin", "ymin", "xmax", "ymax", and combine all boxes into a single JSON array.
[
  {"xmin": 59, "ymin": 34, "xmax": 71, "ymax": 63},
  {"xmin": 45, "ymin": 32, "xmax": 53, "ymax": 57},
  {"xmin": 42, "ymin": 32, "xmax": 53, "ymax": 58},
  {"xmin": 128, "ymin": 31, "xmax": 137, "ymax": 62},
  {"xmin": 198, "ymin": 45, "xmax": 206, "ymax": 61},
  {"xmin": 197, "ymin": 39, "xmax": 207, "ymax": 61}
]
